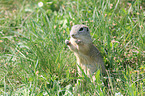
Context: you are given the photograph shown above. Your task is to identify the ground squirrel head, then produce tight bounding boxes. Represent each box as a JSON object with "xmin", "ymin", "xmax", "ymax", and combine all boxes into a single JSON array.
[{"xmin": 70, "ymin": 25, "xmax": 92, "ymax": 44}]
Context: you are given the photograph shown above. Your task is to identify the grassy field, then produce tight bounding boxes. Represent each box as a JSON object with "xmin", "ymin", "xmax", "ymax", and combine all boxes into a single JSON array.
[{"xmin": 0, "ymin": 0, "xmax": 145, "ymax": 95}]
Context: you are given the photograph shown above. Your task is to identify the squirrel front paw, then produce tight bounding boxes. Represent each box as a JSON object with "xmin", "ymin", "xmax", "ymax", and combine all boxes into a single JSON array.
[{"xmin": 65, "ymin": 40, "xmax": 71, "ymax": 45}]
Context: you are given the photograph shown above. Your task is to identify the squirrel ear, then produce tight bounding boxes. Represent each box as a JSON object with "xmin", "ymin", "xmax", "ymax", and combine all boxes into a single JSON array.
[{"xmin": 86, "ymin": 27, "xmax": 89, "ymax": 32}]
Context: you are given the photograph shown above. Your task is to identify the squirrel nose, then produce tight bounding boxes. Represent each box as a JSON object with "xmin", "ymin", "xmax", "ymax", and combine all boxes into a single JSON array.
[{"xmin": 71, "ymin": 34, "xmax": 75, "ymax": 38}]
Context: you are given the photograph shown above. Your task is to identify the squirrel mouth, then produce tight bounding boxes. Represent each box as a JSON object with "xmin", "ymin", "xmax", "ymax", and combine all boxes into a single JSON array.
[
  {"xmin": 71, "ymin": 35, "xmax": 79, "ymax": 39},
  {"xmin": 72, "ymin": 37, "xmax": 77, "ymax": 39}
]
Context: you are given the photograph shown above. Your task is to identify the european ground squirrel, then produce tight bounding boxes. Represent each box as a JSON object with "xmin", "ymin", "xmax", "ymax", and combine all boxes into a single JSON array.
[{"xmin": 65, "ymin": 24, "xmax": 106, "ymax": 78}]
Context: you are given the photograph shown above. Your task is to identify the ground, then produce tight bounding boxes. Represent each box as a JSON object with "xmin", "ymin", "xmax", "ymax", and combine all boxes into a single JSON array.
[{"xmin": 0, "ymin": 0, "xmax": 145, "ymax": 95}]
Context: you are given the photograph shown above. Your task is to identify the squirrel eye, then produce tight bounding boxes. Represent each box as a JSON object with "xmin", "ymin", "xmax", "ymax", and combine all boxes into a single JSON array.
[{"xmin": 79, "ymin": 28, "xmax": 83, "ymax": 31}]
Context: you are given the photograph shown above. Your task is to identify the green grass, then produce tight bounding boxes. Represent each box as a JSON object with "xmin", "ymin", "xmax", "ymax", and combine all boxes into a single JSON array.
[{"xmin": 0, "ymin": 0, "xmax": 145, "ymax": 95}]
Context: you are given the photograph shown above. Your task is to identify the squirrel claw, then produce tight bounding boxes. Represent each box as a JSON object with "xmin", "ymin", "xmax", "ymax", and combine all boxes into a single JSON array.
[{"xmin": 65, "ymin": 40, "xmax": 71, "ymax": 45}]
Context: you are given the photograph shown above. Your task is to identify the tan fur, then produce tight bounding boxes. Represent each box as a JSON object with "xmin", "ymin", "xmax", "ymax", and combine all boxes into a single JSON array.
[{"xmin": 65, "ymin": 25, "xmax": 106, "ymax": 78}]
